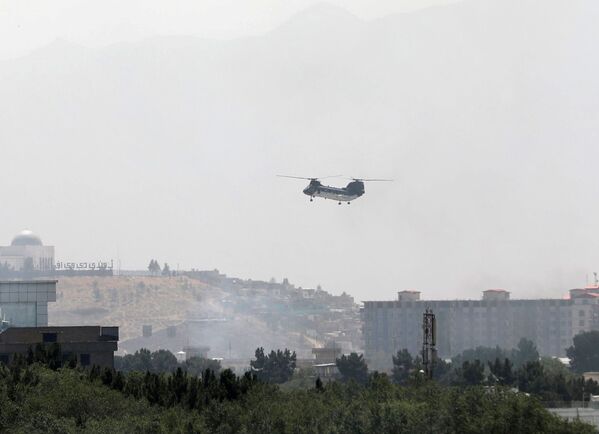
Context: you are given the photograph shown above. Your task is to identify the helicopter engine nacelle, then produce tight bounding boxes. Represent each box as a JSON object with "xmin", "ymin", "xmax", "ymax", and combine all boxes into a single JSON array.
[
  {"xmin": 346, "ymin": 181, "xmax": 365, "ymax": 196},
  {"xmin": 303, "ymin": 180, "xmax": 322, "ymax": 195}
]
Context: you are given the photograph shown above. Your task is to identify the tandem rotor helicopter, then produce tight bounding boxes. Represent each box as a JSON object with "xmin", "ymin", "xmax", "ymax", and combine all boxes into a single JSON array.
[{"xmin": 277, "ymin": 175, "xmax": 393, "ymax": 204}]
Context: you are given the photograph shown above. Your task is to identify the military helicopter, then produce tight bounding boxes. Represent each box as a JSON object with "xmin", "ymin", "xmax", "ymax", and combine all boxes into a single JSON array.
[{"xmin": 277, "ymin": 175, "xmax": 392, "ymax": 204}]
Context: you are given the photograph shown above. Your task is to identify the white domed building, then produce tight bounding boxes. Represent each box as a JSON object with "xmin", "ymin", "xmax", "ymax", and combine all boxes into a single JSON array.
[{"xmin": 0, "ymin": 230, "xmax": 55, "ymax": 272}]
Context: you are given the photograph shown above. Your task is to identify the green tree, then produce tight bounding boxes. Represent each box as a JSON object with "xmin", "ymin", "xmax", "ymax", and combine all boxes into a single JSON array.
[
  {"xmin": 566, "ymin": 331, "xmax": 599, "ymax": 373},
  {"xmin": 162, "ymin": 263, "xmax": 171, "ymax": 277},
  {"xmin": 488, "ymin": 357, "xmax": 514, "ymax": 385},
  {"xmin": 454, "ymin": 360, "xmax": 485, "ymax": 385},
  {"xmin": 511, "ymin": 338, "xmax": 539, "ymax": 367},
  {"xmin": 147, "ymin": 259, "xmax": 161, "ymax": 275},
  {"xmin": 115, "ymin": 348, "xmax": 153, "ymax": 372},
  {"xmin": 517, "ymin": 360, "xmax": 546, "ymax": 395},
  {"xmin": 392, "ymin": 349, "xmax": 413, "ymax": 385},
  {"xmin": 433, "ymin": 357, "xmax": 452, "ymax": 382},
  {"xmin": 183, "ymin": 356, "xmax": 221, "ymax": 376},
  {"xmin": 315, "ymin": 376, "xmax": 323, "ymax": 391},
  {"xmin": 152, "ymin": 349, "xmax": 178, "ymax": 373},
  {"xmin": 250, "ymin": 347, "xmax": 297, "ymax": 384},
  {"xmin": 336, "ymin": 352, "xmax": 368, "ymax": 384},
  {"xmin": 453, "ymin": 345, "xmax": 506, "ymax": 364}
]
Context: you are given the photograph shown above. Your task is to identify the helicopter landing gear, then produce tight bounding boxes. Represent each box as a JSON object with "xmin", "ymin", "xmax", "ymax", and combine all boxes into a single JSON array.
[
  {"xmin": 310, "ymin": 197, "xmax": 313, "ymax": 202},
  {"xmin": 347, "ymin": 202, "xmax": 350, "ymax": 205},
  {"xmin": 338, "ymin": 201, "xmax": 342, "ymax": 205}
]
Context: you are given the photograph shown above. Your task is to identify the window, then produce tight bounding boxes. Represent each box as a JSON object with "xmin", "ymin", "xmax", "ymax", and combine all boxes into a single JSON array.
[
  {"xmin": 580, "ymin": 310, "xmax": 586, "ymax": 316},
  {"xmin": 0, "ymin": 354, "xmax": 9, "ymax": 364},
  {"xmin": 42, "ymin": 333, "xmax": 57, "ymax": 343},
  {"xmin": 80, "ymin": 354, "xmax": 91, "ymax": 366}
]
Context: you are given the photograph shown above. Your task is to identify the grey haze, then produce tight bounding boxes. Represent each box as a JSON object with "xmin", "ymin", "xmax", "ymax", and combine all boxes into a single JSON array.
[{"xmin": 1, "ymin": 0, "xmax": 598, "ymax": 301}]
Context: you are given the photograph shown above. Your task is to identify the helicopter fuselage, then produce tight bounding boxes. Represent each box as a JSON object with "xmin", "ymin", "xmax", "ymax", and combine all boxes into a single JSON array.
[{"xmin": 303, "ymin": 180, "xmax": 365, "ymax": 202}]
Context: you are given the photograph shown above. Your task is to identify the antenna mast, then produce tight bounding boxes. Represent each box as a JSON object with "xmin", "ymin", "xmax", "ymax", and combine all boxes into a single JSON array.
[{"xmin": 422, "ymin": 308, "xmax": 436, "ymax": 379}]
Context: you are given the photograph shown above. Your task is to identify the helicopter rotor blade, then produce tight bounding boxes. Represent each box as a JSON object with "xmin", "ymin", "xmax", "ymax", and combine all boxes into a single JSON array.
[
  {"xmin": 342, "ymin": 177, "xmax": 394, "ymax": 182},
  {"xmin": 277, "ymin": 174, "xmax": 342, "ymax": 181},
  {"xmin": 276, "ymin": 175, "xmax": 317, "ymax": 180}
]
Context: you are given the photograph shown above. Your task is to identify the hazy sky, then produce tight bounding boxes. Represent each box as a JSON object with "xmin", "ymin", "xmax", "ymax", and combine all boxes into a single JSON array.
[
  {"xmin": 0, "ymin": 0, "xmax": 460, "ymax": 60},
  {"xmin": 1, "ymin": 0, "xmax": 598, "ymax": 301}
]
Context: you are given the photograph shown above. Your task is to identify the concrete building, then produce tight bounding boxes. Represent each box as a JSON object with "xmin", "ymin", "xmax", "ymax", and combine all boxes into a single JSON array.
[
  {"xmin": 0, "ymin": 280, "xmax": 56, "ymax": 327},
  {"xmin": 363, "ymin": 288, "xmax": 599, "ymax": 371},
  {"xmin": 311, "ymin": 344, "xmax": 342, "ymax": 380},
  {"xmin": 183, "ymin": 345, "xmax": 210, "ymax": 360},
  {"xmin": 312, "ymin": 346, "xmax": 341, "ymax": 364},
  {"xmin": 0, "ymin": 230, "xmax": 54, "ymax": 272},
  {"xmin": 0, "ymin": 326, "xmax": 118, "ymax": 368}
]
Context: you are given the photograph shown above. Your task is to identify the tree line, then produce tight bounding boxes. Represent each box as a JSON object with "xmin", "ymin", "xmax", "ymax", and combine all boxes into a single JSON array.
[
  {"xmin": 1, "ymin": 337, "xmax": 599, "ymax": 432},
  {"xmin": 243, "ymin": 335, "xmax": 599, "ymax": 405},
  {"xmin": 0, "ymin": 347, "xmax": 593, "ymax": 433},
  {"xmin": 115, "ymin": 348, "xmax": 221, "ymax": 376},
  {"xmin": 147, "ymin": 259, "xmax": 175, "ymax": 276}
]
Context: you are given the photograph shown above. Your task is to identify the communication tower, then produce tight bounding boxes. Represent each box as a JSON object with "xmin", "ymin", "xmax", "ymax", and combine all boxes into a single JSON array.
[{"xmin": 422, "ymin": 308, "xmax": 437, "ymax": 379}]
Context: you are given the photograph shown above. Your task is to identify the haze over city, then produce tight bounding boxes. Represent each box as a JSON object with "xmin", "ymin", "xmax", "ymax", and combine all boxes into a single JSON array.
[
  {"xmin": 2, "ymin": 0, "xmax": 598, "ymax": 301},
  {"xmin": 3, "ymin": 1, "xmax": 599, "ymax": 431}
]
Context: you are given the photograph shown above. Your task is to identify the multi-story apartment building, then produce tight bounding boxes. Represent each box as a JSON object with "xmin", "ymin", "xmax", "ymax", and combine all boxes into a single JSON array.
[{"xmin": 362, "ymin": 288, "xmax": 599, "ymax": 371}]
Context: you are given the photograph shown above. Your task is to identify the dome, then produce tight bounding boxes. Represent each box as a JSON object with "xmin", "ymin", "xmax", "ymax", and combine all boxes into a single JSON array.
[{"xmin": 11, "ymin": 230, "xmax": 43, "ymax": 246}]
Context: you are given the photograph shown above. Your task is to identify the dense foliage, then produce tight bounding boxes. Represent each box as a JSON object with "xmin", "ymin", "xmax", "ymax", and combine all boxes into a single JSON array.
[
  {"xmin": 0, "ymin": 344, "xmax": 596, "ymax": 432},
  {"xmin": 567, "ymin": 331, "xmax": 599, "ymax": 374},
  {"xmin": 250, "ymin": 347, "xmax": 296, "ymax": 384},
  {"xmin": 0, "ymin": 360, "xmax": 592, "ymax": 433},
  {"xmin": 392, "ymin": 342, "xmax": 599, "ymax": 402},
  {"xmin": 451, "ymin": 338, "xmax": 539, "ymax": 368},
  {"xmin": 392, "ymin": 349, "xmax": 416, "ymax": 385},
  {"xmin": 336, "ymin": 352, "xmax": 369, "ymax": 384},
  {"xmin": 115, "ymin": 348, "xmax": 221, "ymax": 376}
]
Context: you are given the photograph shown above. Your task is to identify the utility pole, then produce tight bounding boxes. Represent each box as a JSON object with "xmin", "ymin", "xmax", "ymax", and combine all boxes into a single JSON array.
[{"xmin": 422, "ymin": 309, "xmax": 437, "ymax": 380}]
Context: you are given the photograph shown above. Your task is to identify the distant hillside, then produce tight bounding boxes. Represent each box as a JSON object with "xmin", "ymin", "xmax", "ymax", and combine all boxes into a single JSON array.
[
  {"xmin": 50, "ymin": 276, "xmax": 217, "ymax": 342},
  {"xmin": 49, "ymin": 274, "xmax": 360, "ymax": 359}
]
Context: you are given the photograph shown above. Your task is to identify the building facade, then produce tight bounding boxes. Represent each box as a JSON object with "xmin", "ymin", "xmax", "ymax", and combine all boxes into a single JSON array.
[
  {"xmin": 0, "ymin": 280, "xmax": 56, "ymax": 327},
  {"xmin": 0, "ymin": 230, "xmax": 54, "ymax": 272},
  {"xmin": 363, "ymin": 288, "xmax": 599, "ymax": 371},
  {"xmin": 0, "ymin": 326, "xmax": 119, "ymax": 368}
]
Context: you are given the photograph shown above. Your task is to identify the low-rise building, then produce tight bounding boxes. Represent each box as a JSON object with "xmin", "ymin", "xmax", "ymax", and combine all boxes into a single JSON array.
[
  {"xmin": 311, "ymin": 344, "xmax": 342, "ymax": 380},
  {"xmin": 0, "ymin": 326, "xmax": 119, "ymax": 368},
  {"xmin": 183, "ymin": 345, "xmax": 210, "ymax": 360},
  {"xmin": 312, "ymin": 346, "xmax": 341, "ymax": 364}
]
